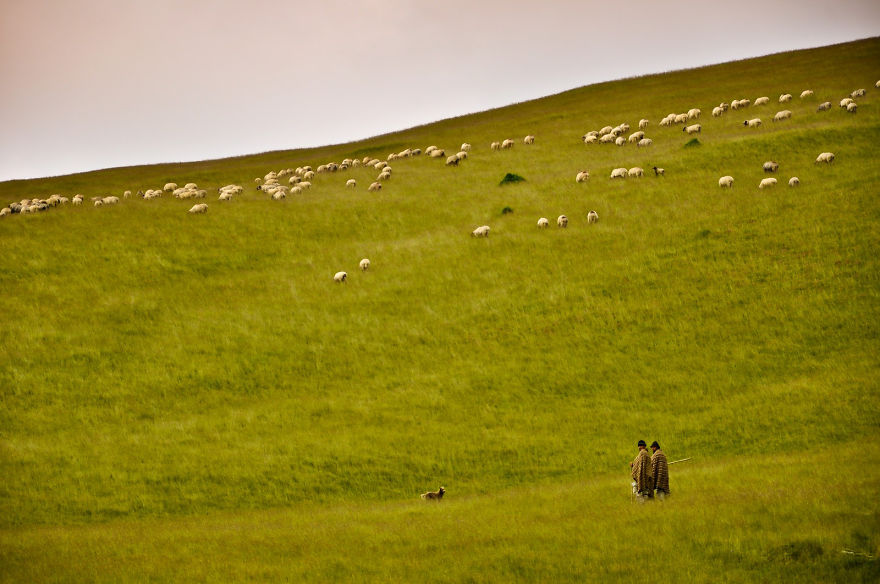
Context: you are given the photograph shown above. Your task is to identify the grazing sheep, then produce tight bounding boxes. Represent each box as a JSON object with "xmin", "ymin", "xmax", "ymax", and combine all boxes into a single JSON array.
[
  {"xmin": 683, "ymin": 124, "xmax": 702, "ymax": 134},
  {"xmin": 188, "ymin": 203, "xmax": 208, "ymax": 213},
  {"xmin": 101, "ymin": 196, "xmax": 119, "ymax": 205},
  {"xmin": 583, "ymin": 135, "xmax": 598, "ymax": 144},
  {"xmin": 368, "ymin": 182, "xmax": 382, "ymax": 192},
  {"xmin": 587, "ymin": 210, "xmax": 599, "ymax": 224},
  {"xmin": 291, "ymin": 186, "xmax": 302, "ymax": 195},
  {"xmin": 674, "ymin": 113, "xmax": 688, "ymax": 124},
  {"xmin": 759, "ymin": 178, "xmax": 778, "ymax": 189},
  {"xmin": 840, "ymin": 97, "xmax": 853, "ymax": 108},
  {"xmin": 346, "ymin": 179, "xmax": 357, "ymax": 188},
  {"xmin": 298, "ymin": 181, "xmax": 312, "ymax": 190},
  {"xmin": 271, "ymin": 191, "xmax": 286, "ymax": 200},
  {"xmin": 445, "ymin": 155, "xmax": 460, "ymax": 166},
  {"xmin": 615, "ymin": 136, "xmax": 626, "ymax": 146},
  {"xmin": 501, "ymin": 139, "xmax": 514, "ymax": 149},
  {"xmin": 628, "ymin": 167, "xmax": 644, "ymax": 177},
  {"xmin": 744, "ymin": 118, "xmax": 762, "ymax": 128},
  {"xmin": 763, "ymin": 161, "xmax": 779, "ymax": 173},
  {"xmin": 425, "ymin": 146, "xmax": 438, "ymax": 154},
  {"xmin": 537, "ymin": 217, "xmax": 549, "ymax": 228},
  {"xmin": 652, "ymin": 166, "xmax": 664, "ymax": 176},
  {"xmin": 712, "ymin": 106, "xmax": 724, "ymax": 117},
  {"xmin": 637, "ymin": 138, "xmax": 653, "ymax": 148},
  {"xmin": 599, "ymin": 125, "xmax": 613, "ymax": 135},
  {"xmin": 816, "ymin": 101, "xmax": 832, "ymax": 112},
  {"xmin": 333, "ymin": 271, "xmax": 347, "ymax": 283},
  {"xmin": 420, "ymin": 486, "xmax": 445, "ymax": 501},
  {"xmin": 639, "ymin": 119, "xmax": 649, "ymax": 129},
  {"xmin": 576, "ymin": 171, "xmax": 590, "ymax": 183},
  {"xmin": 851, "ymin": 88, "xmax": 866, "ymax": 98},
  {"xmin": 0, "ymin": 207, "xmax": 9, "ymax": 218},
  {"xmin": 773, "ymin": 110, "xmax": 792, "ymax": 122},
  {"xmin": 754, "ymin": 96, "xmax": 770, "ymax": 106},
  {"xmin": 610, "ymin": 168, "xmax": 628, "ymax": 179},
  {"xmin": 788, "ymin": 177, "xmax": 800, "ymax": 187},
  {"xmin": 557, "ymin": 215, "xmax": 568, "ymax": 228},
  {"xmin": 524, "ymin": 135, "xmax": 535, "ymax": 144},
  {"xmin": 490, "ymin": 141, "xmax": 501, "ymax": 151},
  {"xmin": 779, "ymin": 93, "xmax": 793, "ymax": 103},
  {"xmin": 718, "ymin": 175, "xmax": 734, "ymax": 188},
  {"xmin": 847, "ymin": 102, "xmax": 858, "ymax": 113},
  {"xmin": 876, "ymin": 80, "xmax": 880, "ymax": 88},
  {"xmin": 687, "ymin": 108, "xmax": 701, "ymax": 120},
  {"xmin": 123, "ymin": 190, "xmax": 132, "ymax": 198},
  {"xmin": 628, "ymin": 131, "xmax": 645, "ymax": 143},
  {"xmin": 461, "ymin": 143, "xmax": 471, "ymax": 152},
  {"xmin": 800, "ymin": 90, "xmax": 814, "ymax": 99},
  {"xmin": 599, "ymin": 133, "xmax": 616, "ymax": 144},
  {"xmin": 429, "ymin": 149, "xmax": 446, "ymax": 158},
  {"xmin": 219, "ymin": 192, "xmax": 234, "ymax": 201},
  {"xmin": 378, "ymin": 171, "xmax": 392, "ymax": 181},
  {"xmin": 163, "ymin": 183, "xmax": 178, "ymax": 192},
  {"xmin": 472, "ymin": 225, "xmax": 490, "ymax": 237},
  {"xmin": 815, "ymin": 152, "xmax": 835, "ymax": 164},
  {"xmin": 359, "ymin": 258, "xmax": 370, "ymax": 271}
]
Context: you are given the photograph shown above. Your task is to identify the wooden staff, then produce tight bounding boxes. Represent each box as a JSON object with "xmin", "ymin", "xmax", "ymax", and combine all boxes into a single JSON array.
[{"xmin": 668, "ymin": 457, "xmax": 691, "ymax": 465}]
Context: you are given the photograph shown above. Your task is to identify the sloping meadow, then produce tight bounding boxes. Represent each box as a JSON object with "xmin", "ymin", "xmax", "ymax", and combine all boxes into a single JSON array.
[{"xmin": 1, "ymin": 38, "xmax": 879, "ymax": 581}]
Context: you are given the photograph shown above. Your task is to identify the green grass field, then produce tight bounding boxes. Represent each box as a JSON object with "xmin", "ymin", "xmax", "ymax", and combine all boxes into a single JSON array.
[{"xmin": 1, "ymin": 38, "xmax": 879, "ymax": 582}]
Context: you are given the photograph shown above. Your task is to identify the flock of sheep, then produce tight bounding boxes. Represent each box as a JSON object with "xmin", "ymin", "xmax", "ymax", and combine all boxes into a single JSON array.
[{"xmin": 2, "ymin": 78, "xmax": 876, "ymax": 282}]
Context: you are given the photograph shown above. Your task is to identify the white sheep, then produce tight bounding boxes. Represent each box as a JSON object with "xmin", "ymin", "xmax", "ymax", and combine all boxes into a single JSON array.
[
  {"xmin": 816, "ymin": 102, "xmax": 832, "ymax": 112},
  {"xmin": 445, "ymin": 155, "xmax": 460, "ymax": 166},
  {"xmin": 599, "ymin": 125, "xmax": 613, "ymax": 135},
  {"xmin": 683, "ymin": 124, "xmax": 702, "ymax": 134},
  {"xmin": 652, "ymin": 166, "xmax": 664, "ymax": 176},
  {"xmin": 788, "ymin": 177, "xmax": 800, "ymax": 187},
  {"xmin": 773, "ymin": 110, "xmax": 792, "ymax": 122},
  {"xmin": 615, "ymin": 136, "xmax": 626, "ymax": 146},
  {"xmin": 271, "ymin": 191, "xmax": 286, "ymax": 200},
  {"xmin": 291, "ymin": 186, "xmax": 302, "ymax": 195},
  {"xmin": 815, "ymin": 152, "xmax": 835, "ymax": 164},
  {"xmin": 123, "ymin": 190, "xmax": 132, "ymax": 198},
  {"xmin": 368, "ymin": 182, "xmax": 382, "ymax": 192},
  {"xmin": 754, "ymin": 96, "xmax": 770, "ymax": 106},
  {"xmin": 524, "ymin": 135, "xmax": 535, "ymax": 144},
  {"xmin": 461, "ymin": 143, "xmax": 471, "ymax": 152},
  {"xmin": 840, "ymin": 97, "xmax": 853, "ymax": 108},
  {"xmin": 599, "ymin": 134, "xmax": 616, "ymax": 144},
  {"xmin": 584, "ymin": 135, "xmax": 598, "ymax": 144},
  {"xmin": 219, "ymin": 192, "xmax": 234, "ymax": 201},
  {"xmin": 800, "ymin": 90, "xmax": 814, "ymax": 99},
  {"xmin": 359, "ymin": 258, "xmax": 370, "ymax": 271},
  {"xmin": 303, "ymin": 171, "xmax": 315, "ymax": 180},
  {"xmin": 763, "ymin": 161, "xmax": 779, "ymax": 173},
  {"xmin": 298, "ymin": 181, "xmax": 312, "ymax": 190},
  {"xmin": 587, "ymin": 210, "xmax": 599, "ymax": 224},
  {"xmin": 557, "ymin": 215, "xmax": 568, "ymax": 228},
  {"xmin": 851, "ymin": 88, "xmax": 866, "ymax": 98},
  {"xmin": 188, "ymin": 203, "xmax": 208, "ymax": 213},
  {"xmin": 576, "ymin": 171, "xmax": 590, "ymax": 183},
  {"xmin": 610, "ymin": 168, "xmax": 628, "ymax": 179},
  {"xmin": 334, "ymin": 271, "xmax": 347, "ymax": 283},
  {"xmin": 472, "ymin": 225, "xmax": 490, "ymax": 237},
  {"xmin": 628, "ymin": 167, "xmax": 644, "ymax": 178},
  {"xmin": 537, "ymin": 217, "xmax": 549, "ymax": 228},
  {"xmin": 779, "ymin": 93, "xmax": 793, "ymax": 103},
  {"xmin": 378, "ymin": 171, "xmax": 392, "ymax": 180},
  {"xmin": 637, "ymin": 138, "xmax": 653, "ymax": 148},
  {"xmin": 712, "ymin": 106, "xmax": 724, "ymax": 117},
  {"xmin": 429, "ymin": 149, "xmax": 446, "ymax": 158},
  {"xmin": 346, "ymin": 179, "xmax": 357, "ymax": 188},
  {"xmin": 501, "ymin": 139, "xmax": 514, "ymax": 149},
  {"xmin": 718, "ymin": 175, "xmax": 734, "ymax": 188},
  {"xmin": 674, "ymin": 113, "xmax": 688, "ymax": 124},
  {"xmin": 687, "ymin": 108, "xmax": 701, "ymax": 120},
  {"xmin": 639, "ymin": 119, "xmax": 649, "ymax": 129},
  {"xmin": 876, "ymin": 80, "xmax": 880, "ymax": 88},
  {"xmin": 744, "ymin": 118, "xmax": 762, "ymax": 128},
  {"xmin": 101, "ymin": 196, "xmax": 119, "ymax": 205},
  {"xmin": 847, "ymin": 102, "xmax": 858, "ymax": 113},
  {"xmin": 628, "ymin": 131, "xmax": 645, "ymax": 143},
  {"xmin": 490, "ymin": 141, "xmax": 501, "ymax": 151},
  {"xmin": 759, "ymin": 178, "xmax": 777, "ymax": 189}
]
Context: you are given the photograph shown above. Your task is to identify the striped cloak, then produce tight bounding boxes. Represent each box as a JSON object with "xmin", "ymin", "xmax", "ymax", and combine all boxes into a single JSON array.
[
  {"xmin": 652, "ymin": 449, "xmax": 670, "ymax": 493},
  {"xmin": 631, "ymin": 449, "xmax": 653, "ymax": 494}
]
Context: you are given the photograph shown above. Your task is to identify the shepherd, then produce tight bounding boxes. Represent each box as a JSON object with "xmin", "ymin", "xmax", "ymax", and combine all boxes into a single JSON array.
[
  {"xmin": 630, "ymin": 440, "xmax": 653, "ymax": 500},
  {"xmin": 651, "ymin": 441, "xmax": 670, "ymax": 499}
]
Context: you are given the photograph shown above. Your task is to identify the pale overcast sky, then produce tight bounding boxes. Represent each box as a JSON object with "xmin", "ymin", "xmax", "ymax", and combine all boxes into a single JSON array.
[{"xmin": 1, "ymin": 0, "xmax": 878, "ymax": 181}]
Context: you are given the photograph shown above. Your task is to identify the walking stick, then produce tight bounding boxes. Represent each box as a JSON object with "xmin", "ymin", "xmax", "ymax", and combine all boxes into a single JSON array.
[{"xmin": 668, "ymin": 457, "xmax": 691, "ymax": 465}]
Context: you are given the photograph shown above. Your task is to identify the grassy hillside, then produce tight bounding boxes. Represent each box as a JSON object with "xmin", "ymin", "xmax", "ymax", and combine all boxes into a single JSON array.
[{"xmin": 1, "ymin": 37, "xmax": 879, "ymax": 582}]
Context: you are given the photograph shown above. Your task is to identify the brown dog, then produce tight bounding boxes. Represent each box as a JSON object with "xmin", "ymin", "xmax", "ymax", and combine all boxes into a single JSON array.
[{"xmin": 420, "ymin": 486, "xmax": 445, "ymax": 501}]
